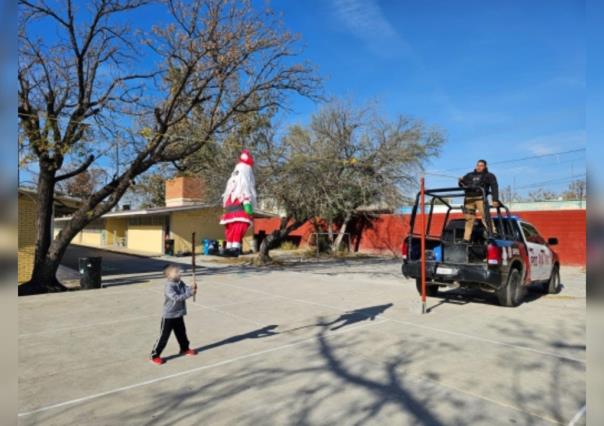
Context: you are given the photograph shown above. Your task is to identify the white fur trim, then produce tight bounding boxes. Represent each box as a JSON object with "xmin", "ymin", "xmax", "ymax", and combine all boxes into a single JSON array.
[
  {"xmin": 232, "ymin": 242, "xmax": 241, "ymax": 249},
  {"xmin": 220, "ymin": 217, "xmax": 253, "ymax": 225}
]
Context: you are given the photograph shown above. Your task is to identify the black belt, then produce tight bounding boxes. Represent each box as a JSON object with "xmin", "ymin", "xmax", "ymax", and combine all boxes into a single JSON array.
[{"xmin": 224, "ymin": 204, "xmax": 244, "ymax": 213}]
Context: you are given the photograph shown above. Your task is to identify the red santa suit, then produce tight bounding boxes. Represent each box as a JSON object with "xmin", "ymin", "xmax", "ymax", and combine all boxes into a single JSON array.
[{"xmin": 219, "ymin": 150, "xmax": 256, "ymax": 253}]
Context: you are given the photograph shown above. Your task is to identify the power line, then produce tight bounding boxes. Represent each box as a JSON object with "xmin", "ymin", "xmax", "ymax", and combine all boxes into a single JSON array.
[
  {"xmin": 487, "ymin": 149, "xmax": 585, "ymax": 166},
  {"xmin": 514, "ymin": 174, "xmax": 586, "ymax": 190},
  {"xmin": 423, "ymin": 171, "xmax": 459, "ymax": 179},
  {"xmin": 428, "ymin": 148, "xmax": 586, "ymax": 174}
]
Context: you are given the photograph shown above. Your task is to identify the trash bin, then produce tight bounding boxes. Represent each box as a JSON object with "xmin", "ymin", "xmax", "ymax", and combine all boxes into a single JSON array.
[
  {"xmin": 79, "ymin": 257, "xmax": 102, "ymax": 289},
  {"xmin": 165, "ymin": 239, "xmax": 175, "ymax": 256},
  {"xmin": 203, "ymin": 239, "xmax": 210, "ymax": 255},
  {"xmin": 210, "ymin": 240, "xmax": 219, "ymax": 255}
]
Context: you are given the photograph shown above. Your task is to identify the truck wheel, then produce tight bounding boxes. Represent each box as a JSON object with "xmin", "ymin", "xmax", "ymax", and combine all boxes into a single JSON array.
[
  {"xmin": 416, "ymin": 279, "xmax": 439, "ymax": 297},
  {"xmin": 496, "ymin": 269, "xmax": 524, "ymax": 307},
  {"xmin": 543, "ymin": 264, "xmax": 561, "ymax": 294}
]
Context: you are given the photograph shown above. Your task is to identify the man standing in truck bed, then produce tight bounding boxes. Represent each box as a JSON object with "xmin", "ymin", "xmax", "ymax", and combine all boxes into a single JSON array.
[{"xmin": 459, "ymin": 159, "xmax": 500, "ymax": 242}]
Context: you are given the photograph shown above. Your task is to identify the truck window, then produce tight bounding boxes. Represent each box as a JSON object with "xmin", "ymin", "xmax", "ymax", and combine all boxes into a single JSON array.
[{"xmin": 521, "ymin": 222, "xmax": 545, "ymax": 244}]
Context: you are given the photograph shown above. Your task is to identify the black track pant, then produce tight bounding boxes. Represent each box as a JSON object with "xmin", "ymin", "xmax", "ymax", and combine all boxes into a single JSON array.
[{"xmin": 150, "ymin": 316, "xmax": 190, "ymax": 358}]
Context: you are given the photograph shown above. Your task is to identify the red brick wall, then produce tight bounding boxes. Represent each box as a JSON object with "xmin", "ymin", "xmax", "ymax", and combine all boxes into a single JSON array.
[
  {"xmin": 253, "ymin": 218, "xmax": 316, "ymax": 244},
  {"xmin": 165, "ymin": 176, "xmax": 205, "ymax": 205},
  {"xmin": 253, "ymin": 209, "xmax": 586, "ymax": 265},
  {"xmin": 510, "ymin": 210, "xmax": 585, "ymax": 265}
]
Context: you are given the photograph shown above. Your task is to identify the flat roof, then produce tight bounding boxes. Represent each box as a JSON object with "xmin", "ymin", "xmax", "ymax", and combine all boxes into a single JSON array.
[
  {"xmin": 54, "ymin": 203, "xmax": 277, "ymax": 221},
  {"xmin": 19, "ymin": 187, "xmax": 83, "ymax": 207}
]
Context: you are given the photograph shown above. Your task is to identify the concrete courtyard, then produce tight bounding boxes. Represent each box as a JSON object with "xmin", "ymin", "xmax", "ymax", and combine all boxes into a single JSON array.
[{"xmin": 18, "ymin": 254, "xmax": 586, "ymax": 425}]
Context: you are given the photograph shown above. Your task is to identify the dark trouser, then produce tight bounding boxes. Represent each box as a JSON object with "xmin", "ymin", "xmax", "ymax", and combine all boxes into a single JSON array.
[{"xmin": 150, "ymin": 316, "xmax": 190, "ymax": 358}]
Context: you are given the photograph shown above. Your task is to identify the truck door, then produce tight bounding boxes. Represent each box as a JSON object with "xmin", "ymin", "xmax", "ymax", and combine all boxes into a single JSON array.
[{"xmin": 519, "ymin": 222, "xmax": 552, "ymax": 281}]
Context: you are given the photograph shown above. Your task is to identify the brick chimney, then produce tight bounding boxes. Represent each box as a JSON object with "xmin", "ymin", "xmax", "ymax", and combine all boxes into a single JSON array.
[{"xmin": 165, "ymin": 176, "xmax": 205, "ymax": 207}]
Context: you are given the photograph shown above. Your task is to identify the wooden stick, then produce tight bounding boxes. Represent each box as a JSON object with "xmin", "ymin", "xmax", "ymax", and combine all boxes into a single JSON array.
[{"xmin": 192, "ymin": 232, "xmax": 196, "ymax": 302}]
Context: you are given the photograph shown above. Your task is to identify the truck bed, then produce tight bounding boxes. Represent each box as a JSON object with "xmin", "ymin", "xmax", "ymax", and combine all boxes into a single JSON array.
[{"xmin": 407, "ymin": 220, "xmax": 489, "ymax": 265}]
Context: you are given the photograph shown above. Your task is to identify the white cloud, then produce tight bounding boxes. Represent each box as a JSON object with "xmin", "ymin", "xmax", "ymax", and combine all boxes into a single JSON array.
[
  {"xmin": 329, "ymin": 0, "xmax": 409, "ymax": 57},
  {"xmin": 521, "ymin": 130, "xmax": 586, "ymax": 156}
]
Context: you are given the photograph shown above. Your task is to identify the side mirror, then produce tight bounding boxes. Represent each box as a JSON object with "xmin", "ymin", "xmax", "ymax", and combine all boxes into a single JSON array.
[{"xmin": 547, "ymin": 237, "xmax": 558, "ymax": 246}]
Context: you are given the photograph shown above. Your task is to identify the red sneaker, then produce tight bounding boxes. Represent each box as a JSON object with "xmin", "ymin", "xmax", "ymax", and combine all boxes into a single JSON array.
[
  {"xmin": 180, "ymin": 349, "xmax": 198, "ymax": 356},
  {"xmin": 150, "ymin": 357, "xmax": 165, "ymax": 365}
]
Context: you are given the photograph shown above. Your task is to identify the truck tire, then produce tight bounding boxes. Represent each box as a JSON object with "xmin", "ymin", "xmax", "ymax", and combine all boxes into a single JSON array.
[
  {"xmin": 543, "ymin": 264, "xmax": 561, "ymax": 294},
  {"xmin": 496, "ymin": 268, "xmax": 524, "ymax": 307},
  {"xmin": 416, "ymin": 279, "xmax": 439, "ymax": 297}
]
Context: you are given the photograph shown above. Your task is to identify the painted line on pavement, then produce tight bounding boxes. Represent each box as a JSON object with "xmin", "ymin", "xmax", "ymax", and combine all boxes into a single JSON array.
[
  {"xmin": 567, "ymin": 404, "xmax": 586, "ymax": 426},
  {"xmin": 214, "ymin": 280, "xmax": 586, "ymax": 364},
  {"xmin": 18, "ymin": 319, "xmax": 385, "ymax": 417}
]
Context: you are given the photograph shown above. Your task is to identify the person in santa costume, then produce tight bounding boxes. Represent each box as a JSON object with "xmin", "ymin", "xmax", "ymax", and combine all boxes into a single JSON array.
[{"xmin": 219, "ymin": 149, "xmax": 257, "ymax": 257}]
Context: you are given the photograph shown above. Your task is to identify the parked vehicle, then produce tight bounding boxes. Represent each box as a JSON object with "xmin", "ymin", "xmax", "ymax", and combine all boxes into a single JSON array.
[{"xmin": 401, "ymin": 186, "xmax": 561, "ymax": 306}]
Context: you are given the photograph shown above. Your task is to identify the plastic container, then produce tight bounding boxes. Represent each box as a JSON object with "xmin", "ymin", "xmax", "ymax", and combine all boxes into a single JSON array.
[{"xmin": 433, "ymin": 245, "xmax": 442, "ymax": 262}]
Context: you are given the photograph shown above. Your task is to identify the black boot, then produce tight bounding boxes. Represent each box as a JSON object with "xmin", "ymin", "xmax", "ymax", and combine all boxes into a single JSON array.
[{"xmin": 222, "ymin": 248, "xmax": 240, "ymax": 257}]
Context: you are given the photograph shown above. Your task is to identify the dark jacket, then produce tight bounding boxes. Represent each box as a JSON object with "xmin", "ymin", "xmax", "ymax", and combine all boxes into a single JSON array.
[{"xmin": 459, "ymin": 169, "xmax": 499, "ymax": 201}]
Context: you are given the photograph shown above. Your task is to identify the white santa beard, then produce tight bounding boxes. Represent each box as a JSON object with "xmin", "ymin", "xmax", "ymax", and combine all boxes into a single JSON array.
[{"xmin": 222, "ymin": 163, "xmax": 257, "ymax": 206}]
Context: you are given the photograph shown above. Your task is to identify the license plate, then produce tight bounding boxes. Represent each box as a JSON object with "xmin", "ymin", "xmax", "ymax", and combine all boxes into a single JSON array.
[{"xmin": 436, "ymin": 266, "xmax": 455, "ymax": 275}]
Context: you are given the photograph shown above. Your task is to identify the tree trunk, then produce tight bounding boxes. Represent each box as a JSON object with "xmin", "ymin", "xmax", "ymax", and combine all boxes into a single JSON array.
[
  {"xmin": 258, "ymin": 216, "xmax": 305, "ymax": 263},
  {"xmin": 353, "ymin": 216, "xmax": 366, "ymax": 253},
  {"xmin": 327, "ymin": 218, "xmax": 334, "ymax": 246},
  {"xmin": 20, "ymin": 152, "xmax": 152, "ymax": 295},
  {"xmin": 332, "ymin": 212, "xmax": 352, "ymax": 252},
  {"xmin": 19, "ymin": 166, "xmax": 66, "ymax": 295}
]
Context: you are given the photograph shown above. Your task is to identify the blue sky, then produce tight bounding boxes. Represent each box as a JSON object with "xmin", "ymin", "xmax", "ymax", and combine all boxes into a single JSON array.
[
  {"xmin": 587, "ymin": 0, "xmax": 603, "ymax": 192},
  {"xmin": 275, "ymin": 0, "xmax": 587, "ymax": 195},
  {"xmin": 18, "ymin": 0, "xmax": 589, "ymax": 199}
]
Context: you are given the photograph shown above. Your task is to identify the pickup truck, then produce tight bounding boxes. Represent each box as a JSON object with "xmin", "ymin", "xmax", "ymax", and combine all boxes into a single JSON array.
[{"xmin": 401, "ymin": 186, "xmax": 561, "ymax": 307}]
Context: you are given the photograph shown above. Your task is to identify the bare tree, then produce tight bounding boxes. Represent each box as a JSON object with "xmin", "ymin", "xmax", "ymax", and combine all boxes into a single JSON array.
[
  {"xmin": 500, "ymin": 185, "xmax": 521, "ymax": 204},
  {"xmin": 18, "ymin": 0, "xmax": 319, "ymax": 293},
  {"xmin": 257, "ymin": 101, "xmax": 444, "ymax": 262},
  {"xmin": 526, "ymin": 188, "xmax": 560, "ymax": 202},
  {"xmin": 562, "ymin": 179, "xmax": 586, "ymax": 201}
]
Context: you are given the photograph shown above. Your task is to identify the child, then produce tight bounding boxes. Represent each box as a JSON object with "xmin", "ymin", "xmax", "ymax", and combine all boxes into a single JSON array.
[{"xmin": 150, "ymin": 264, "xmax": 198, "ymax": 365}]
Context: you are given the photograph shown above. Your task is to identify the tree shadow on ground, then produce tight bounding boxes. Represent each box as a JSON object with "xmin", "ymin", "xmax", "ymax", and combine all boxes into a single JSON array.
[
  {"xmin": 489, "ymin": 317, "xmax": 586, "ymax": 425},
  {"xmin": 39, "ymin": 297, "xmax": 584, "ymax": 425}
]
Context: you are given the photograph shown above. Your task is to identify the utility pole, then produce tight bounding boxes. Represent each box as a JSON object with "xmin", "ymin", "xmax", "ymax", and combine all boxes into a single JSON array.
[
  {"xmin": 512, "ymin": 176, "xmax": 516, "ymax": 208},
  {"xmin": 420, "ymin": 176, "xmax": 427, "ymax": 314}
]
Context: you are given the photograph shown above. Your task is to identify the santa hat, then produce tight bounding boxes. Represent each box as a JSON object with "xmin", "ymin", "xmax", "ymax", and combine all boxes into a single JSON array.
[{"xmin": 239, "ymin": 149, "xmax": 254, "ymax": 166}]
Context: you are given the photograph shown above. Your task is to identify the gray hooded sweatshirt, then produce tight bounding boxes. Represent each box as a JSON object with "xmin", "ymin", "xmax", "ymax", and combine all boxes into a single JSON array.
[{"xmin": 162, "ymin": 280, "xmax": 194, "ymax": 318}]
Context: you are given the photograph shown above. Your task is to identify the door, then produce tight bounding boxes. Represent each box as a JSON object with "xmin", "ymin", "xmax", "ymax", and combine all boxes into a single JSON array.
[{"xmin": 519, "ymin": 222, "xmax": 553, "ymax": 281}]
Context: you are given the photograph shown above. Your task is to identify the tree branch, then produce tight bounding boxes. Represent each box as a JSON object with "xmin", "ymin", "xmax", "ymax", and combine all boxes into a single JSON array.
[{"xmin": 55, "ymin": 155, "xmax": 95, "ymax": 181}]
